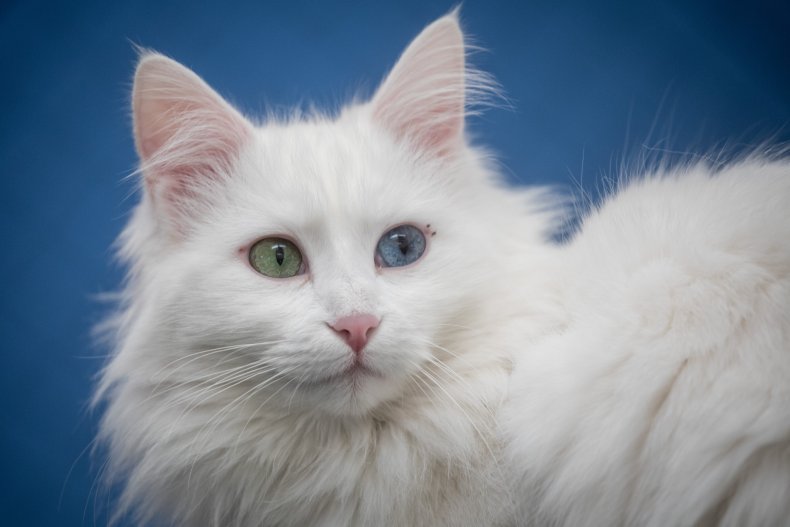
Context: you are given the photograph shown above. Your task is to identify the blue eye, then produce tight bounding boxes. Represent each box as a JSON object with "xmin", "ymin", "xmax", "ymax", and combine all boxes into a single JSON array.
[{"xmin": 376, "ymin": 224, "xmax": 427, "ymax": 268}]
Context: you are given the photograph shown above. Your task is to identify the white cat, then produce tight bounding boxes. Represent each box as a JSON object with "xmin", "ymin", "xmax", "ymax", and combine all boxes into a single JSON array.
[{"xmin": 96, "ymin": 11, "xmax": 790, "ymax": 527}]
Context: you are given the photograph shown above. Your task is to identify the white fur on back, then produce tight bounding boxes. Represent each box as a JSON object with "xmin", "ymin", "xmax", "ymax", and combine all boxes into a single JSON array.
[{"xmin": 503, "ymin": 157, "xmax": 790, "ymax": 526}]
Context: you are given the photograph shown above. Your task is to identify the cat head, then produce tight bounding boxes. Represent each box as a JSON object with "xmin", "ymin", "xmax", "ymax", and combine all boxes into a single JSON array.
[{"xmin": 118, "ymin": 12, "xmax": 543, "ymax": 417}]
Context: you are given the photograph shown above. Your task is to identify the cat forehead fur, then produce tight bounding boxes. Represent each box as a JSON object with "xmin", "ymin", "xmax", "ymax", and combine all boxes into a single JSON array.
[{"xmin": 205, "ymin": 112, "xmax": 497, "ymax": 269}]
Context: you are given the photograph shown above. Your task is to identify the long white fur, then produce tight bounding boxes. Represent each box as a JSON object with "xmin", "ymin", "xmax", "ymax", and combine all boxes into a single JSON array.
[
  {"xmin": 503, "ymin": 157, "xmax": 790, "ymax": 526},
  {"xmin": 96, "ymin": 10, "xmax": 790, "ymax": 527}
]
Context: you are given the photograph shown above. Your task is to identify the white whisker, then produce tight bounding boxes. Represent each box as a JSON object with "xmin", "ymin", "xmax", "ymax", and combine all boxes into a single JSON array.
[{"xmin": 148, "ymin": 339, "xmax": 287, "ymax": 393}]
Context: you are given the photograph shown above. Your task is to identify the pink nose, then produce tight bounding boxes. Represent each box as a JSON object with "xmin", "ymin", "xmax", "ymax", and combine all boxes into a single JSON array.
[{"xmin": 330, "ymin": 314, "xmax": 380, "ymax": 355}]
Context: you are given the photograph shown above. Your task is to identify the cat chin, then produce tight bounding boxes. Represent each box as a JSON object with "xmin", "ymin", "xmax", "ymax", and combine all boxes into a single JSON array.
[{"xmin": 285, "ymin": 368, "xmax": 412, "ymax": 417}]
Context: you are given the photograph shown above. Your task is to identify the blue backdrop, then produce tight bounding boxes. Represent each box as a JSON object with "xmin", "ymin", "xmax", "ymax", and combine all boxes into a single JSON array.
[{"xmin": 1, "ymin": 1, "xmax": 788, "ymax": 525}]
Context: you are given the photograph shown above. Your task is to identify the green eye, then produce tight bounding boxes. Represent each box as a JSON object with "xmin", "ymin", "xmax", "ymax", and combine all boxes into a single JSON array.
[{"xmin": 249, "ymin": 238, "xmax": 304, "ymax": 278}]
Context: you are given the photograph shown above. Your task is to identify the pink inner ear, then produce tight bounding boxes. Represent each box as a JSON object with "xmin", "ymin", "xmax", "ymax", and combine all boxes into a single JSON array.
[
  {"xmin": 132, "ymin": 54, "xmax": 253, "ymax": 228},
  {"xmin": 371, "ymin": 14, "xmax": 466, "ymax": 157},
  {"xmin": 394, "ymin": 97, "xmax": 463, "ymax": 156}
]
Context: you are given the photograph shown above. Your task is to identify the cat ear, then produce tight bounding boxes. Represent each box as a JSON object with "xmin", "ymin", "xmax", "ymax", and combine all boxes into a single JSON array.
[
  {"xmin": 371, "ymin": 11, "xmax": 466, "ymax": 158},
  {"xmin": 132, "ymin": 53, "xmax": 254, "ymax": 229}
]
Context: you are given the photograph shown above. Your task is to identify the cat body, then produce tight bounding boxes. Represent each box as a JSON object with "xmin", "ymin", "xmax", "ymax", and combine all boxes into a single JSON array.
[{"xmin": 96, "ymin": 11, "xmax": 790, "ymax": 527}]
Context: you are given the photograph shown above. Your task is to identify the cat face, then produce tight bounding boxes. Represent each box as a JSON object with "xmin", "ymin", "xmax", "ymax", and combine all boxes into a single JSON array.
[{"xmin": 128, "ymin": 15, "xmax": 502, "ymax": 416}]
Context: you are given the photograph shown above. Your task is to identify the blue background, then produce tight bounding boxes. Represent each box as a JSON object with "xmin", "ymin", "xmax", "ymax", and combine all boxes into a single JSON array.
[{"xmin": 1, "ymin": 1, "xmax": 788, "ymax": 525}]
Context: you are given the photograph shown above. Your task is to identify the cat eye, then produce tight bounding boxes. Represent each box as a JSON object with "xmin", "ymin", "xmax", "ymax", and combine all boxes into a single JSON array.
[
  {"xmin": 249, "ymin": 237, "xmax": 304, "ymax": 278},
  {"xmin": 376, "ymin": 224, "xmax": 427, "ymax": 268}
]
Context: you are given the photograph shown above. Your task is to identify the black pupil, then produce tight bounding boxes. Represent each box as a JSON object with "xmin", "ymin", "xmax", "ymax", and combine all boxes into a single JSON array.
[
  {"xmin": 275, "ymin": 244, "xmax": 285, "ymax": 266},
  {"xmin": 395, "ymin": 234, "xmax": 410, "ymax": 255}
]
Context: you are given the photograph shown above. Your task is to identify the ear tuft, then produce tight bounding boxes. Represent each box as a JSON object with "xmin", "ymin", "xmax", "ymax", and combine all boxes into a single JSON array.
[{"xmin": 371, "ymin": 12, "xmax": 471, "ymax": 157}]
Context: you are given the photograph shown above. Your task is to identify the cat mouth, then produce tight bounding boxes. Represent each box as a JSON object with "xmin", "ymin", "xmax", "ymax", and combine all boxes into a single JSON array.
[{"xmin": 306, "ymin": 362, "xmax": 381, "ymax": 387}]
